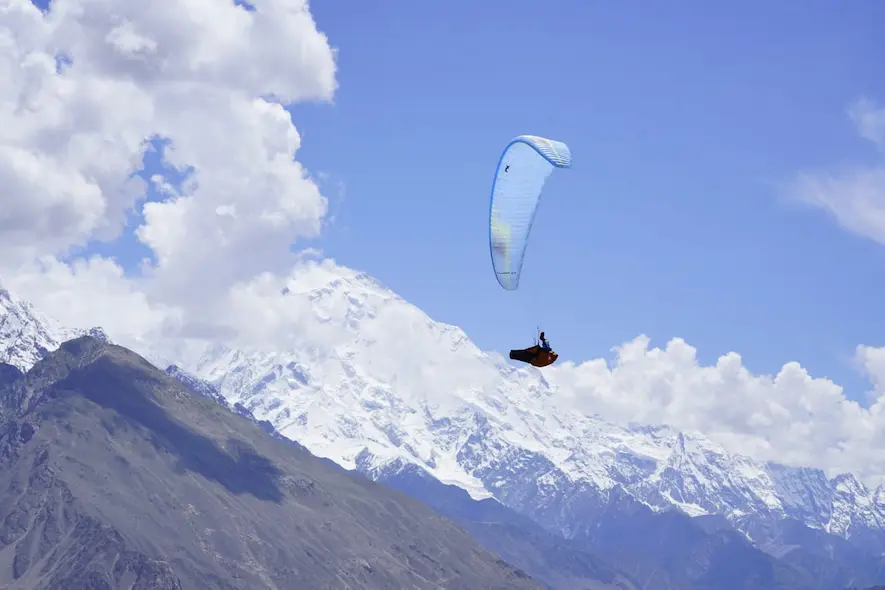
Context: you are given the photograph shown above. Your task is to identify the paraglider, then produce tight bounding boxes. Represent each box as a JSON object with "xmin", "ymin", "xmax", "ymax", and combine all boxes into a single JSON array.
[
  {"xmin": 509, "ymin": 343, "xmax": 558, "ymax": 368},
  {"xmin": 488, "ymin": 134, "xmax": 571, "ymax": 368},
  {"xmin": 510, "ymin": 329, "xmax": 558, "ymax": 367}
]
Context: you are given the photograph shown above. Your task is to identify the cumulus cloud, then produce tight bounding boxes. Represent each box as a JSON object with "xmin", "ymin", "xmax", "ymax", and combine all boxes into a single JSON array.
[
  {"xmin": 5, "ymin": 0, "xmax": 885, "ymax": 488},
  {"xmin": 546, "ymin": 336, "xmax": 885, "ymax": 485},
  {"xmin": 0, "ymin": 0, "xmax": 336, "ymax": 337},
  {"xmin": 7, "ymin": 255, "xmax": 179, "ymax": 346},
  {"xmin": 791, "ymin": 98, "xmax": 885, "ymax": 245}
]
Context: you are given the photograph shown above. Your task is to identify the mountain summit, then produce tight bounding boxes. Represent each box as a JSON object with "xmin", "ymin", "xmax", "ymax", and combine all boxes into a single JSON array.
[{"xmin": 0, "ymin": 285, "xmax": 108, "ymax": 372}]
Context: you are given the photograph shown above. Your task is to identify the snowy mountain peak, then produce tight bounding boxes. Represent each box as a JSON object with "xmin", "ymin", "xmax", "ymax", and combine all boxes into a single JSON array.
[
  {"xmin": 278, "ymin": 260, "xmax": 482, "ymax": 359},
  {"xmin": 176, "ymin": 262, "xmax": 885, "ymax": 549},
  {"xmin": 80, "ymin": 326, "xmax": 111, "ymax": 342},
  {"xmin": 283, "ymin": 261, "xmax": 396, "ymax": 299},
  {"xmin": 0, "ymin": 281, "xmax": 110, "ymax": 372},
  {"xmin": 0, "ymin": 285, "xmax": 68, "ymax": 372},
  {"xmin": 4, "ymin": 263, "xmax": 885, "ymax": 553}
]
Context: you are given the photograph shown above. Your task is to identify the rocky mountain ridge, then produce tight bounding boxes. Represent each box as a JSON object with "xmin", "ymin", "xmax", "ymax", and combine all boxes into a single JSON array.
[{"xmin": 0, "ymin": 333, "xmax": 542, "ymax": 589}]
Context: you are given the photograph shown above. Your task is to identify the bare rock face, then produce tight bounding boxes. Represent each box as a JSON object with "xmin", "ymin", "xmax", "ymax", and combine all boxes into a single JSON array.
[{"xmin": 0, "ymin": 336, "xmax": 541, "ymax": 590}]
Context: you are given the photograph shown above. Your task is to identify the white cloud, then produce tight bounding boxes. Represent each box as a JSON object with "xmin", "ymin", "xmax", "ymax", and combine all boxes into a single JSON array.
[
  {"xmin": 849, "ymin": 98, "xmax": 885, "ymax": 150},
  {"xmin": 791, "ymin": 98, "xmax": 885, "ymax": 245},
  {"xmin": 547, "ymin": 336, "xmax": 885, "ymax": 485},
  {"xmin": 5, "ymin": 255, "xmax": 178, "ymax": 347},
  {"xmin": 136, "ymin": 95, "xmax": 327, "ymax": 306},
  {"xmin": 0, "ymin": 0, "xmax": 336, "ymax": 334},
  {"xmin": 5, "ymin": 0, "xmax": 885, "ymax": 488}
]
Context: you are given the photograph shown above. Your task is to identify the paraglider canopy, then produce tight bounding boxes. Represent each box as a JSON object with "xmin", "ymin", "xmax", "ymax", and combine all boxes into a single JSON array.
[{"xmin": 488, "ymin": 134, "xmax": 572, "ymax": 291}]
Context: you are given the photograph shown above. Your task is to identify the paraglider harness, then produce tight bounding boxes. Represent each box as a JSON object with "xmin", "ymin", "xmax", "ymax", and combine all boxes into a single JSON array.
[{"xmin": 509, "ymin": 328, "xmax": 558, "ymax": 368}]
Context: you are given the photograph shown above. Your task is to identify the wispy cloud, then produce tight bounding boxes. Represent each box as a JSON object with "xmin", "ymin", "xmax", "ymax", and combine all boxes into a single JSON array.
[
  {"xmin": 849, "ymin": 98, "xmax": 885, "ymax": 150},
  {"xmin": 790, "ymin": 98, "xmax": 885, "ymax": 245}
]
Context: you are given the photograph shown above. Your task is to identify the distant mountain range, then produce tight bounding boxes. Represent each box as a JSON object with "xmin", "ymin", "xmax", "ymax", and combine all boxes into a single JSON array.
[{"xmin": 3, "ymin": 263, "xmax": 885, "ymax": 589}]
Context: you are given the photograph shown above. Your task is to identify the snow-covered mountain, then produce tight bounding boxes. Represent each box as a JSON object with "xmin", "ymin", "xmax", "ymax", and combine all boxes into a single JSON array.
[
  {"xmin": 3, "ymin": 263, "xmax": 885, "ymax": 558},
  {"xmin": 0, "ymin": 285, "xmax": 109, "ymax": 372},
  {"xmin": 142, "ymin": 261, "xmax": 885, "ymax": 553},
  {"xmin": 0, "ymin": 286, "xmax": 69, "ymax": 371}
]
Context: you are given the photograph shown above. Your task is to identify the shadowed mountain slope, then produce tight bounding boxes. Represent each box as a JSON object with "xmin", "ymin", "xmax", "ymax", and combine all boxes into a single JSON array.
[{"xmin": 0, "ymin": 336, "xmax": 541, "ymax": 590}]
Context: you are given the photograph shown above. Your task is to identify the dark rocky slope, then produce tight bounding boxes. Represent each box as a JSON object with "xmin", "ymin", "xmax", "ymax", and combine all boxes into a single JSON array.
[{"xmin": 0, "ymin": 336, "xmax": 541, "ymax": 589}]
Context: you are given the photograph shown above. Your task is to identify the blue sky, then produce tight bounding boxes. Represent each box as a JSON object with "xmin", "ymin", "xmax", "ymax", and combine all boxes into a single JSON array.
[{"xmin": 104, "ymin": 1, "xmax": 885, "ymax": 400}]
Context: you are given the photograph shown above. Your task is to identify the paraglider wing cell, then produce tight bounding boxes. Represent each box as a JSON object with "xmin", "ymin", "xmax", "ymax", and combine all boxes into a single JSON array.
[{"xmin": 488, "ymin": 135, "xmax": 572, "ymax": 291}]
